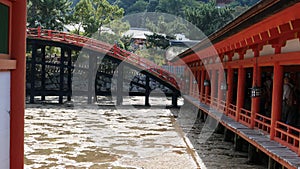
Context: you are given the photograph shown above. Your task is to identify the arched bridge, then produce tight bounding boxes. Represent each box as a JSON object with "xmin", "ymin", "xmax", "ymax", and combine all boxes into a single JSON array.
[{"xmin": 26, "ymin": 27, "xmax": 180, "ymax": 106}]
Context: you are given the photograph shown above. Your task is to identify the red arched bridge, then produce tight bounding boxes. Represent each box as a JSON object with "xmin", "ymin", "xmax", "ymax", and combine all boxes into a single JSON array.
[{"xmin": 26, "ymin": 27, "xmax": 180, "ymax": 106}]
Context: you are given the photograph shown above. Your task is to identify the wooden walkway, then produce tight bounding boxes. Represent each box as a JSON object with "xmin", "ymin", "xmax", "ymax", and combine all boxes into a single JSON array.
[{"xmin": 184, "ymin": 95, "xmax": 300, "ymax": 169}]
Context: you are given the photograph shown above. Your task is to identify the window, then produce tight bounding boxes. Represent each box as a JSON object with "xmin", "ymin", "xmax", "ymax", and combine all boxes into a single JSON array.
[{"xmin": 0, "ymin": 3, "xmax": 9, "ymax": 54}]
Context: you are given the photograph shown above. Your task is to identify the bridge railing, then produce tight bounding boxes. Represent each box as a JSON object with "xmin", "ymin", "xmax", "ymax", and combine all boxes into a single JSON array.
[{"xmin": 27, "ymin": 27, "xmax": 179, "ymax": 90}]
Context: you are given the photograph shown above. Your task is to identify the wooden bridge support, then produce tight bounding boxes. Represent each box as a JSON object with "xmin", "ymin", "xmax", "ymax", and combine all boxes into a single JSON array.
[
  {"xmin": 88, "ymin": 53, "xmax": 97, "ymax": 104},
  {"xmin": 234, "ymin": 134, "xmax": 243, "ymax": 151},
  {"xmin": 67, "ymin": 49, "xmax": 72, "ymax": 101},
  {"xmin": 223, "ymin": 128, "xmax": 233, "ymax": 142},
  {"xmin": 29, "ymin": 44, "xmax": 37, "ymax": 103},
  {"xmin": 116, "ymin": 63, "xmax": 124, "ymax": 105},
  {"xmin": 41, "ymin": 46, "xmax": 46, "ymax": 101},
  {"xmin": 172, "ymin": 91, "xmax": 178, "ymax": 107},
  {"xmin": 145, "ymin": 75, "xmax": 150, "ymax": 106},
  {"xmin": 59, "ymin": 48, "xmax": 65, "ymax": 104}
]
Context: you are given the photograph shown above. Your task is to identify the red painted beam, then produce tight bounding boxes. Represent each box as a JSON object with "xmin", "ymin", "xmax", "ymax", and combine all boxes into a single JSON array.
[{"xmin": 10, "ymin": 0, "xmax": 27, "ymax": 169}]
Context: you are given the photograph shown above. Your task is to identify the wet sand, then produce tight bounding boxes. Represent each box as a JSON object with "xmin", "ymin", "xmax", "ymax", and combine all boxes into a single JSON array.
[
  {"xmin": 24, "ymin": 97, "xmax": 199, "ymax": 169},
  {"xmin": 24, "ymin": 96, "xmax": 266, "ymax": 169}
]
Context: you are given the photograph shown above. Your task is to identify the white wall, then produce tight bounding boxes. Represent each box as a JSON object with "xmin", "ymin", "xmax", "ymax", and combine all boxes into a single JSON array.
[{"xmin": 0, "ymin": 72, "xmax": 10, "ymax": 169}]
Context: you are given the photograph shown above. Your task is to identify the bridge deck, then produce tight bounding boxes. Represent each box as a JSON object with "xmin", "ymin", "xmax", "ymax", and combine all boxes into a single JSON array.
[{"xmin": 184, "ymin": 95, "xmax": 300, "ymax": 169}]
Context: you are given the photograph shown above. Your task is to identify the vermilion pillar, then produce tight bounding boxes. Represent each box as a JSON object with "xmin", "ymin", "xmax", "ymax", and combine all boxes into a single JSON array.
[
  {"xmin": 236, "ymin": 66, "xmax": 246, "ymax": 122},
  {"xmin": 270, "ymin": 63, "xmax": 283, "ymax": 140},
  {"xmin": 197, "ymin": 67, "xmax": 201, "ymax": 100},
  {"xmin": 10, "ymin": 0, "xmax": 27, "ymax": 168},
  {"xmin": 200, "ymin": 67, "xmax": 205, "ymax": 102},
  {"xmin": 226, "ymin": 67, "xmax": 233, "ymax": 116},
  {"xmin": 189, "ymin": 69, "xmax": 193, "ymax": 96},
  {"xmin": 218, "ymin": 68, "xmax": 224, "ymax": 109},
  {"xmin": 205, "ymin": 70, "xmax": 210, "ymax": 104},
  {"xmin": 210, "ymin": 69, "xmax": 217, "ymax": 103},
  {"xmin": 250, "ymin": 64, "xmax": 261, "ymax": 128}
]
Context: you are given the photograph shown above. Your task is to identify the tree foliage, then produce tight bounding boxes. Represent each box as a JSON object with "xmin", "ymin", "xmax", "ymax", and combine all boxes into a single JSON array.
[
  {"xmin": 71, "ymin": 0, "xmax": 124, "ymax": 37},
  {"xmin": 184, "ymin": 1, "xmax": 234, "ymax": 36},
  {"xmin": 27, "ymin": 0, "xmax": 72, "ymax": 30}
]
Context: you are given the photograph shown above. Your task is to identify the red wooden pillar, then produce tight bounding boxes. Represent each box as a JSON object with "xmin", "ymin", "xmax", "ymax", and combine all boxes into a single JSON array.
[
  {"xmin": 250, "ymin": 64, "xmax": 262, "ymax": 128},
  {"xmin": 189, "ymin": 69, "xmax": 193, "ymax": 96},
  {"xmin": 225, "ymin": 67, "xmax": 233, "ymax": 116},
  {"xmin": 200, "ymin": 67, "xmax": 205, "ymax": 102},
  {"xmin": 205, "ymin": 70, "xmax": 210, "ymax": 104},
  {"xmin": 197, "ymin": 66, "xmax": 201, "ymax": 100},
  {"xmin": 211, "ymin": 69, "xmax": 217, "ymax": 105},
  {"xmin": 218, "ymin": 67, "xmax": 224, "ymax": 109},
  {"xmin": 236, "ymin": 66, "xmax": 246, "ymax": 122},
  {"xmin": 270, "ymin": 63, "xmax": 283, "ymax": 140},
  {"xmin": 10, "ymin": 0, "xmax": 27, "ymax": 168}
]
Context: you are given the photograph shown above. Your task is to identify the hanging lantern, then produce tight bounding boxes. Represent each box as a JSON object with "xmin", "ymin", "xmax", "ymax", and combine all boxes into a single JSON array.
[
  {"xmin": 204, "ymin": 80, "xmax": 210, "ymax": 86},
  {"xmin": 250, "ymin": 85, "xmax": 261, "ymax": 97},
  {"xmin": 221, "ymin": 82, "xmax": 228, "ymax": 91}
]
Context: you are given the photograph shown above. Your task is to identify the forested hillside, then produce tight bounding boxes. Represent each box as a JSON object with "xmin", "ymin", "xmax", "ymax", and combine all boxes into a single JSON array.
[{"xmin": 72, "ymin": 0, "xmax": 259, "ymax": 16}]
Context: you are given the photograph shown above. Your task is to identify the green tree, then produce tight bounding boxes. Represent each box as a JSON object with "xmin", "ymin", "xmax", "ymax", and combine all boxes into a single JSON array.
[
  {"xmin": 70, "ymin": 0, "xmax": 94, "ymax": 35},
  {"xmin": 27, "ymin": 0, "xmax": 72, "ymax": 30},
  {"xmin": 127, "ymin": 0, "xmax": 148, "ymax": 14},
  {"xmin": 155, "ymin": 0, "xmax": 198, "ymax": 16},
  {"xmin": 147, "ymin": 0, "xmax": 159, "ymax": 12},
  {"xmin": 184, "ymin": 0, "xmax": 234, "ymax": 36},
  {"xmin": 74, "ymin": 0, "xmax": 124, "ymax": 37}
]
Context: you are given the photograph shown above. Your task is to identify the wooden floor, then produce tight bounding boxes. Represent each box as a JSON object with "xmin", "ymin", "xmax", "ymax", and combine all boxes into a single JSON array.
[{"xmin": 184, "ymin": 95, "xmax": 300, "ymax": 169}]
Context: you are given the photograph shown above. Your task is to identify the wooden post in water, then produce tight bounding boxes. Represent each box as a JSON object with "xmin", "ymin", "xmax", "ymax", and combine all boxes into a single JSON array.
[
  {"xmin": 30, "ymin": 44, "xmax": 37, "ymax": 103},
  {"xmin": 145, "ymin": 75, "xmax": 150, "ymax": 106},
  {"xmin": 59, "ymin": 48, "xmax": 65, "ymax": 104},
  {"xmin": 116, "ymin": 63, "xmax": 124, "ymax": 105},
  {"xmin": 41, "ymin": 45, "xmax": 46, "ymax": 101}
]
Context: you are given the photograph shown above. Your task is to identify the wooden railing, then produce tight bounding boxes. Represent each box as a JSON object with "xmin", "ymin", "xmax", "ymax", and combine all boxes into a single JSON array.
[
  {"xmin": 254, "ymin": 113, "xmax": 271, "ymax": 134},
  {"xmin": 239, "ymin": 108, "xmax": 252, "ymax": 127},
  {"xmin": 218, "ymin": 100, "xmax": 226, "ymax": 113},
  {"xmin": 274, "ymin": 121, "xmax": 300, "ymax": 156},
  {"xmin": 211, "ymin": 96, "xmax": 219, "ymax": 108},
  {"xmin": 228, "ymin": 103, "xmax": 237, "ymax": 119},
  {"xmin": 27, "ymin": 27, "xmax": 179, "ymax": 90}
]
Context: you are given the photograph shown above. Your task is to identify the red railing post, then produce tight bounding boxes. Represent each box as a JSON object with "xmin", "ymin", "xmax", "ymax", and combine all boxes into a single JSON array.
[{"xmin": 37, "ymin": 26, "xmax": 41, "ymax": 37}]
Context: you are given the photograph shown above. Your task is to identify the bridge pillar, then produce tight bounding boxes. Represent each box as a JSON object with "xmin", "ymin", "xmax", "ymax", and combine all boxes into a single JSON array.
[
  {"xmin": 116, "ymin": 63, "xmax": 124, "ymax": 106},
  {"xmin": 67, "ymin": 49, "xmax": 72, "ymax": 101},
  {"xmin": 145, "ymin": 75, "xmax": 150, "ymax": 106},
  {"xmin": 41, "ymin": 45, "xmax": 46, "ymax": 101},
  {"xmin": 29, "ymin": 44, "xmax": 37, "ymax": 103},
  {"xmin": 172, "ymin": 91, "xmax": 178, "ymax": 107},
  {"xmin": 88, "ymin": 53, "xmax": 97, "ymax": 104},
  {"xmin": 59, "ymin": 48, "xmax": 65, "ymax": 104}
]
